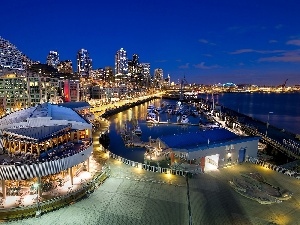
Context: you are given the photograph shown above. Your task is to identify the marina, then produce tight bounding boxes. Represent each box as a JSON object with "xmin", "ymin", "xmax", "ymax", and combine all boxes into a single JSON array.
[
  {"xmin": 100, "ymin": 93, "xmax": 300, "ymax": 174},
  {"xmin": 105, "ymin": 98, "xmax": 253, "ymax": 171}
]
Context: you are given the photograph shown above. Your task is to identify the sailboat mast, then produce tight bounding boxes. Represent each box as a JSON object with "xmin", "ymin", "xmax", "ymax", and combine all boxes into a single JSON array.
[{"xmin": 212, "ymin": 92, "xmax": 214, "ymax": 110}]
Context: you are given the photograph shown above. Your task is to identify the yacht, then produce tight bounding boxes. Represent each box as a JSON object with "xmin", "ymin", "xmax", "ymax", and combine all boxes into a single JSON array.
[
  {"xmin": 155, "ymin": 107, "xmax": 162, "ymax": 114},
  {"xmin": 180, "ymin": 115, "xmax": 189, "ymax": 124},
  {"xmin": 132, "ymin": 125, "xmax": 142, "ymax": 135},
  {"xmin": 199, "ymin": 121, "xmax": 220, "ymax": 129},
  {"xmin": 167, "ymin": 108, "xmax": 173, "ymax": 115},
  {"xmin": 191, "ymin": 109, "xmax": 199, "ymax": 117},
  {"xmin": 146, "ymin": 112, "xmax": 159, "ymax": 123},
  {"xmin": 147, "ymin": 104, "xmax": 155, "ymax": 113}
]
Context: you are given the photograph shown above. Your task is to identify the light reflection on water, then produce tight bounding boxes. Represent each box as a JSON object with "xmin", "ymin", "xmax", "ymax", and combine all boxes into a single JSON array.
[
  {"xmin": 203, "ymin": 92, "xmax": 300, "ymax": 134},
  {"xmin": 107, "ymin": 99, "xmax": 202, "ymax": 163},
  {"xmin": 107, "ymin": 93, "xmax": 300, "ymax": 162}
]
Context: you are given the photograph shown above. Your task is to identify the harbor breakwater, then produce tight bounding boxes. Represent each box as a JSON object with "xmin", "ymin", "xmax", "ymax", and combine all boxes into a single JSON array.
[
  {"xmin": 191, "ymin": 96, "xmax": 300, "ymax": 161},
  {"xmin": 100, "ymin": 96, "xmax": 159, "ymax": 119}
]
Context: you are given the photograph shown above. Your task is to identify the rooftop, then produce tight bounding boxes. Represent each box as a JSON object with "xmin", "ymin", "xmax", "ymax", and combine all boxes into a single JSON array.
[
  {"xmin": 0, "ymin": 103, "xmax": 89, "ymax": 129},
  {"xmin": 159, "ymin": 128, "xmax": 256, "ymax": 151},
  {"xmin": 58, "ymin": 101, "xmax": 90, "ymax": 110},
  {"xmin": 5, "ymin": 124, "xmax": 71, "ymax": 142}
]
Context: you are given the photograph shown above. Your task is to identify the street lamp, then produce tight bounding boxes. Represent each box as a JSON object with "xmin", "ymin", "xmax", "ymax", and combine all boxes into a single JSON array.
[
  {"xmin": 33, "ymin": 183, "xmax": 41, "ymax": 217},
  {"xmin": 265, "ymin": 112, "xmax": 273, "ymax": 136}
]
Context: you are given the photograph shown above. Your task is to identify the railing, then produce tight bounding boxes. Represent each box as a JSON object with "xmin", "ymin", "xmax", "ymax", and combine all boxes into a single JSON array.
[
  {"xmin": 109, "ymin": 152, "xmax": 193, "ymax": 177},
  {"xmin": 246, "ymin": 156, "xmax": 300, "ymax": 179},
  {"xmin": 240, "ymin": 123, "xmax": 300, "ymax": 159},
  {"xmin": 0, "ymin": 169, "xmax": 110, "ymax": 221}
]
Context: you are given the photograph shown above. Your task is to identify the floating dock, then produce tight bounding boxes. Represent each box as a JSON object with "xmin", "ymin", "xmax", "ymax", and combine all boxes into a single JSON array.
[{"xmin": 147, "ymin": 121, "xmax": 199, "ymax": 126}]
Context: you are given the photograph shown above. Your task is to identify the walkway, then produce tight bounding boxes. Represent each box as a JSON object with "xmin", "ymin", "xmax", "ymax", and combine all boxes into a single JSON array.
[{"xmin": 3, "ymin": 162, "xmax": 300, "ymax": 225}]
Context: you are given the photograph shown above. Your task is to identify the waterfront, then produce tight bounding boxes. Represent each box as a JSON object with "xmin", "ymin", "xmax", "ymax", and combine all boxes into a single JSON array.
[
  {"xmin": 204, "ymin": 92, "xmax": 300, "ymax": 135},
  {"xmin": 106, "ymin": 93, "xmax": 300, "ymax": 166},
  {"xmin": 107, "ymin": 98, "xmax": 202, "ymax": 163},
  {"xmin": 2, "ymin": 96, "xmax": 300, "ymax": 224},
  {"xmin": 4, "ymin": 161, "xmax": 300, "ymax": 225}
]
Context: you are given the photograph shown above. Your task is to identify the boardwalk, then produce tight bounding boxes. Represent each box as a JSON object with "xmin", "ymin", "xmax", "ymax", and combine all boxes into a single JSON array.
[{"xmin": 3, "ymin": 161, "xmax": 300, "ymax": 225}]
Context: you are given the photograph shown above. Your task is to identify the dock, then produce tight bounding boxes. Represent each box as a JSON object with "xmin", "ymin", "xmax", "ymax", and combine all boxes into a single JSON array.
[
  {"xmin": 194, "ymin": 97, "xmax": 300, "ymax": 160},
  {"xmin": 121, "ymin": 122, "xmax": 146, "ymax": 147},
  {"xmin": 147, "ymin": 121, "xmax": 199, "ymax": 126}
]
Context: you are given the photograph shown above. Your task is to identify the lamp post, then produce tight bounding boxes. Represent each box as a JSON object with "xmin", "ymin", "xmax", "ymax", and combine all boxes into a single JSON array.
[
  {"xmin": 265, "ymin": 112, "xmax": 273, "ymax": 136},
  {"xmin": 33, "ymin": 183, "xmax": 41, "ymax": 217}
]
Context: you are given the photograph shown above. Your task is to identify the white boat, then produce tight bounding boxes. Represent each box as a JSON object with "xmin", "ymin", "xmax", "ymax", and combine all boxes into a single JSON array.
[
  {"xmin": 180, "ymin": 115, "xmax": 189, "ymax": 124},
  {"xmin": 199, "ymin": 123, "xmax": 220, "ymax": 129},
  {"xmin": 132, "ymin": 125, "xmax": 142, "ymax": 135},
  {"xmin": 191, "ymin": 109, "xmax": 199, "ymax": 116},
  {"xmin": 155, "ymin": 107, "xmax": 162, "ymax": 113},
  {"xmin": 147, "ymin": 104, "xmax": 155, "ymax": 113},
  {"xmin": 167, "ymin": 108, "xmax": 173, "ymax": 114},
  {"xmin": 146, "ymin": 112, "xmax": 159, "ymax": 123}
]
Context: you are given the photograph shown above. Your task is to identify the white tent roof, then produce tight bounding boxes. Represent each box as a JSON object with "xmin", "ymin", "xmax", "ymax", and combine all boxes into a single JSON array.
[{"xmin": 0, "ymin": 103, "xmax": 89, "ymax": 129}]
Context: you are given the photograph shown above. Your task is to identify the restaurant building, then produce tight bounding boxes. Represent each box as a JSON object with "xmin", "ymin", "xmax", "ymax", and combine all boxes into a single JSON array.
[{"xmin": 0, "ymin": 102, "xmax": 93, "ymax": 199}]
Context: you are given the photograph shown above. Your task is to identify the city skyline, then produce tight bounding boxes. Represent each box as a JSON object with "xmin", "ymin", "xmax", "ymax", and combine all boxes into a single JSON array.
[{"xmin": 1, "ymin": 0, "xmax": 300, "ymax": 85}]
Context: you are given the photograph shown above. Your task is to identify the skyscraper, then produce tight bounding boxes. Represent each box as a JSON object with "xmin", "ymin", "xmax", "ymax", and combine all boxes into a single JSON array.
[
  {"xmin": 0, "ymin": 36, "xmax": 32, "ymax": 70},
  {"xmin": 128, "ymin": 53, "xmax": 140, "ymax": 84},
  {"xmin": 46, "ymin": 51, "xmax": 60, "ymax": 68},
  {"xmin": 114, "ymin": 48, "xmax": 128, "ymax": 83},
  {"xmin": 104, "ymin": 66, "xmax": 114, "ymax": 83},
  {"xmin": 57, "ymin": 60, "xmax": 73, "ymax": 74},
  {"xmin": 153, "ymin": 68, "xmax": 163, "ymax": 88},
  {"xmin": 77, "ymin": 49, "xmax": 92, "ymax": 77},
  {"xmin": 140, "ymin": 63, "xmax": 151, "ymax": 87},
  {"xmin": 132, "ymin": 54, "xmax": 139, "ymax": 66}
]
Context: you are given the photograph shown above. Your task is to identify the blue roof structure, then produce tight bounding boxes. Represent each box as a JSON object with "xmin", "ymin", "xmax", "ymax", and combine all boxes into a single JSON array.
[
  {"xmin": 159, "ymin": 128, "xmax": 241, "ymax": 150},
  {"xmin": 50, "ymin": 105, "xmax": 88, "ymax": 123},
  {"xmin": 58, "ymin": 102, "xmax": 90, "ymax": 110}
]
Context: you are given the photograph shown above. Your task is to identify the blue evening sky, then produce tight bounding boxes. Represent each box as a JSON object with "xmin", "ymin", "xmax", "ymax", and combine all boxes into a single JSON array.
[{"xmin": 1, "ymin": 0, "xmax": 300, "ymax": 85}]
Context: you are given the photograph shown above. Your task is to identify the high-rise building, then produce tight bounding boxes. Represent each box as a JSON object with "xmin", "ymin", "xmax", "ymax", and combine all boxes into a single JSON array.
[
  {"xmin": 140, "ymin": 63, "xmax": 151, "ymax": 87},
  {"xmin": 90, "ymin": 68, "xmax": 104, "ymax": 81},
  {"xmin": 0, "ymin": 73, "xmax": 59, "ymax": 112},
  {"xmin": 0, "ymin": 36, "xmax": 32, "ymax": 70},
  {"xmin": 77, "ymin": 49, "xmax": 92, "ymax": 77},
  {"xmin": 104, "ymin": 66, "xmax": 114, "ymax": 84},
  {"xmin": 153, "ymin": 68, "xmax": 163, "ymax": 88},
  {"xmin": 114, "ymin": 48, "xmax": 128, "ymax": 83},
  {"xmin": 46, "ymin": 51, "xmax": 60, "ymax": 68},
  {"xmin": 132, "ymin": 54, "xmax": 139, "ymax": 67},
  {"xmin": 128, "ymin": 54, "xmax": 139, "ymax": 76},
  {"xmin": 165, "ymin": 74, "xmax": 171, "ymax": 86},
  {"xmin": 57, "ymin": 60, "xmax": 73, "ymax": 74},
  {"xmin": 63, "ymin": 79, "xmax": 80, "ymax": 102}
]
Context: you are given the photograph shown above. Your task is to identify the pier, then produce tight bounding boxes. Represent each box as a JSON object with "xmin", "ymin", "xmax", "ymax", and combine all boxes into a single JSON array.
[
  {"xmin": 147, "ymin": 121, "xmax": 199, "ymax": 126},
  {"xmin": 190, "ymin": 97, "xmax": 300, "ymax": 161}
]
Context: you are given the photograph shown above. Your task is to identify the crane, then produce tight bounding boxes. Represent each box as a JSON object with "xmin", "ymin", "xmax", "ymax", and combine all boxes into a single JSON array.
[
  {"xmin": 179, "ymin": 75, "xmax": 188, "ymax": 101},
  {"xmin": 277, "ymin": 79, "xmax": 288, "ymax": 92},
  {"xmin": 282, "ymin": 79, "xmax": 288, "ymax": 88}
]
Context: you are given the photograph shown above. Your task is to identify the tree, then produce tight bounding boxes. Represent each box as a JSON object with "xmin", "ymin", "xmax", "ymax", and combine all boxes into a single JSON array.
[
  {"xmin": 13, "ymin": 100, "xmax": 22, "ymax": 111},
  {"xmin": 0, "ymin": 105, "xmax": 5, "ymax": 117}
]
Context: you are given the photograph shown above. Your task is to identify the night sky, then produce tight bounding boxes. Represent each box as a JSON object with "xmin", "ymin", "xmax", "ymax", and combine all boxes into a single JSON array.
[{"xmin": 1, "ymin": 0, "xmax": 300, "ymax": 85}]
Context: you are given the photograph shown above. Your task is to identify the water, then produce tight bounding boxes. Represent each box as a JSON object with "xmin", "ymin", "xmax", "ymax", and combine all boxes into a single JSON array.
[
  {"xmin": 203, "ymin": 92, "xmax": 300, "ymax": 135},
  {"xmin": 107, "ymin": 98, "xmax": 201, "ymax": 162},
  {"xmin": 107, "ymin": 93, "xmax": 300, "ymax": 162}
]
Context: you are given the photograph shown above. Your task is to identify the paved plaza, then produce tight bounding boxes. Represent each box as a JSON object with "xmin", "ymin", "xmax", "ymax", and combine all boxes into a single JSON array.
[{"xmin": 2, "ymin": 160, "xmax": 300, "ymax": 225}]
